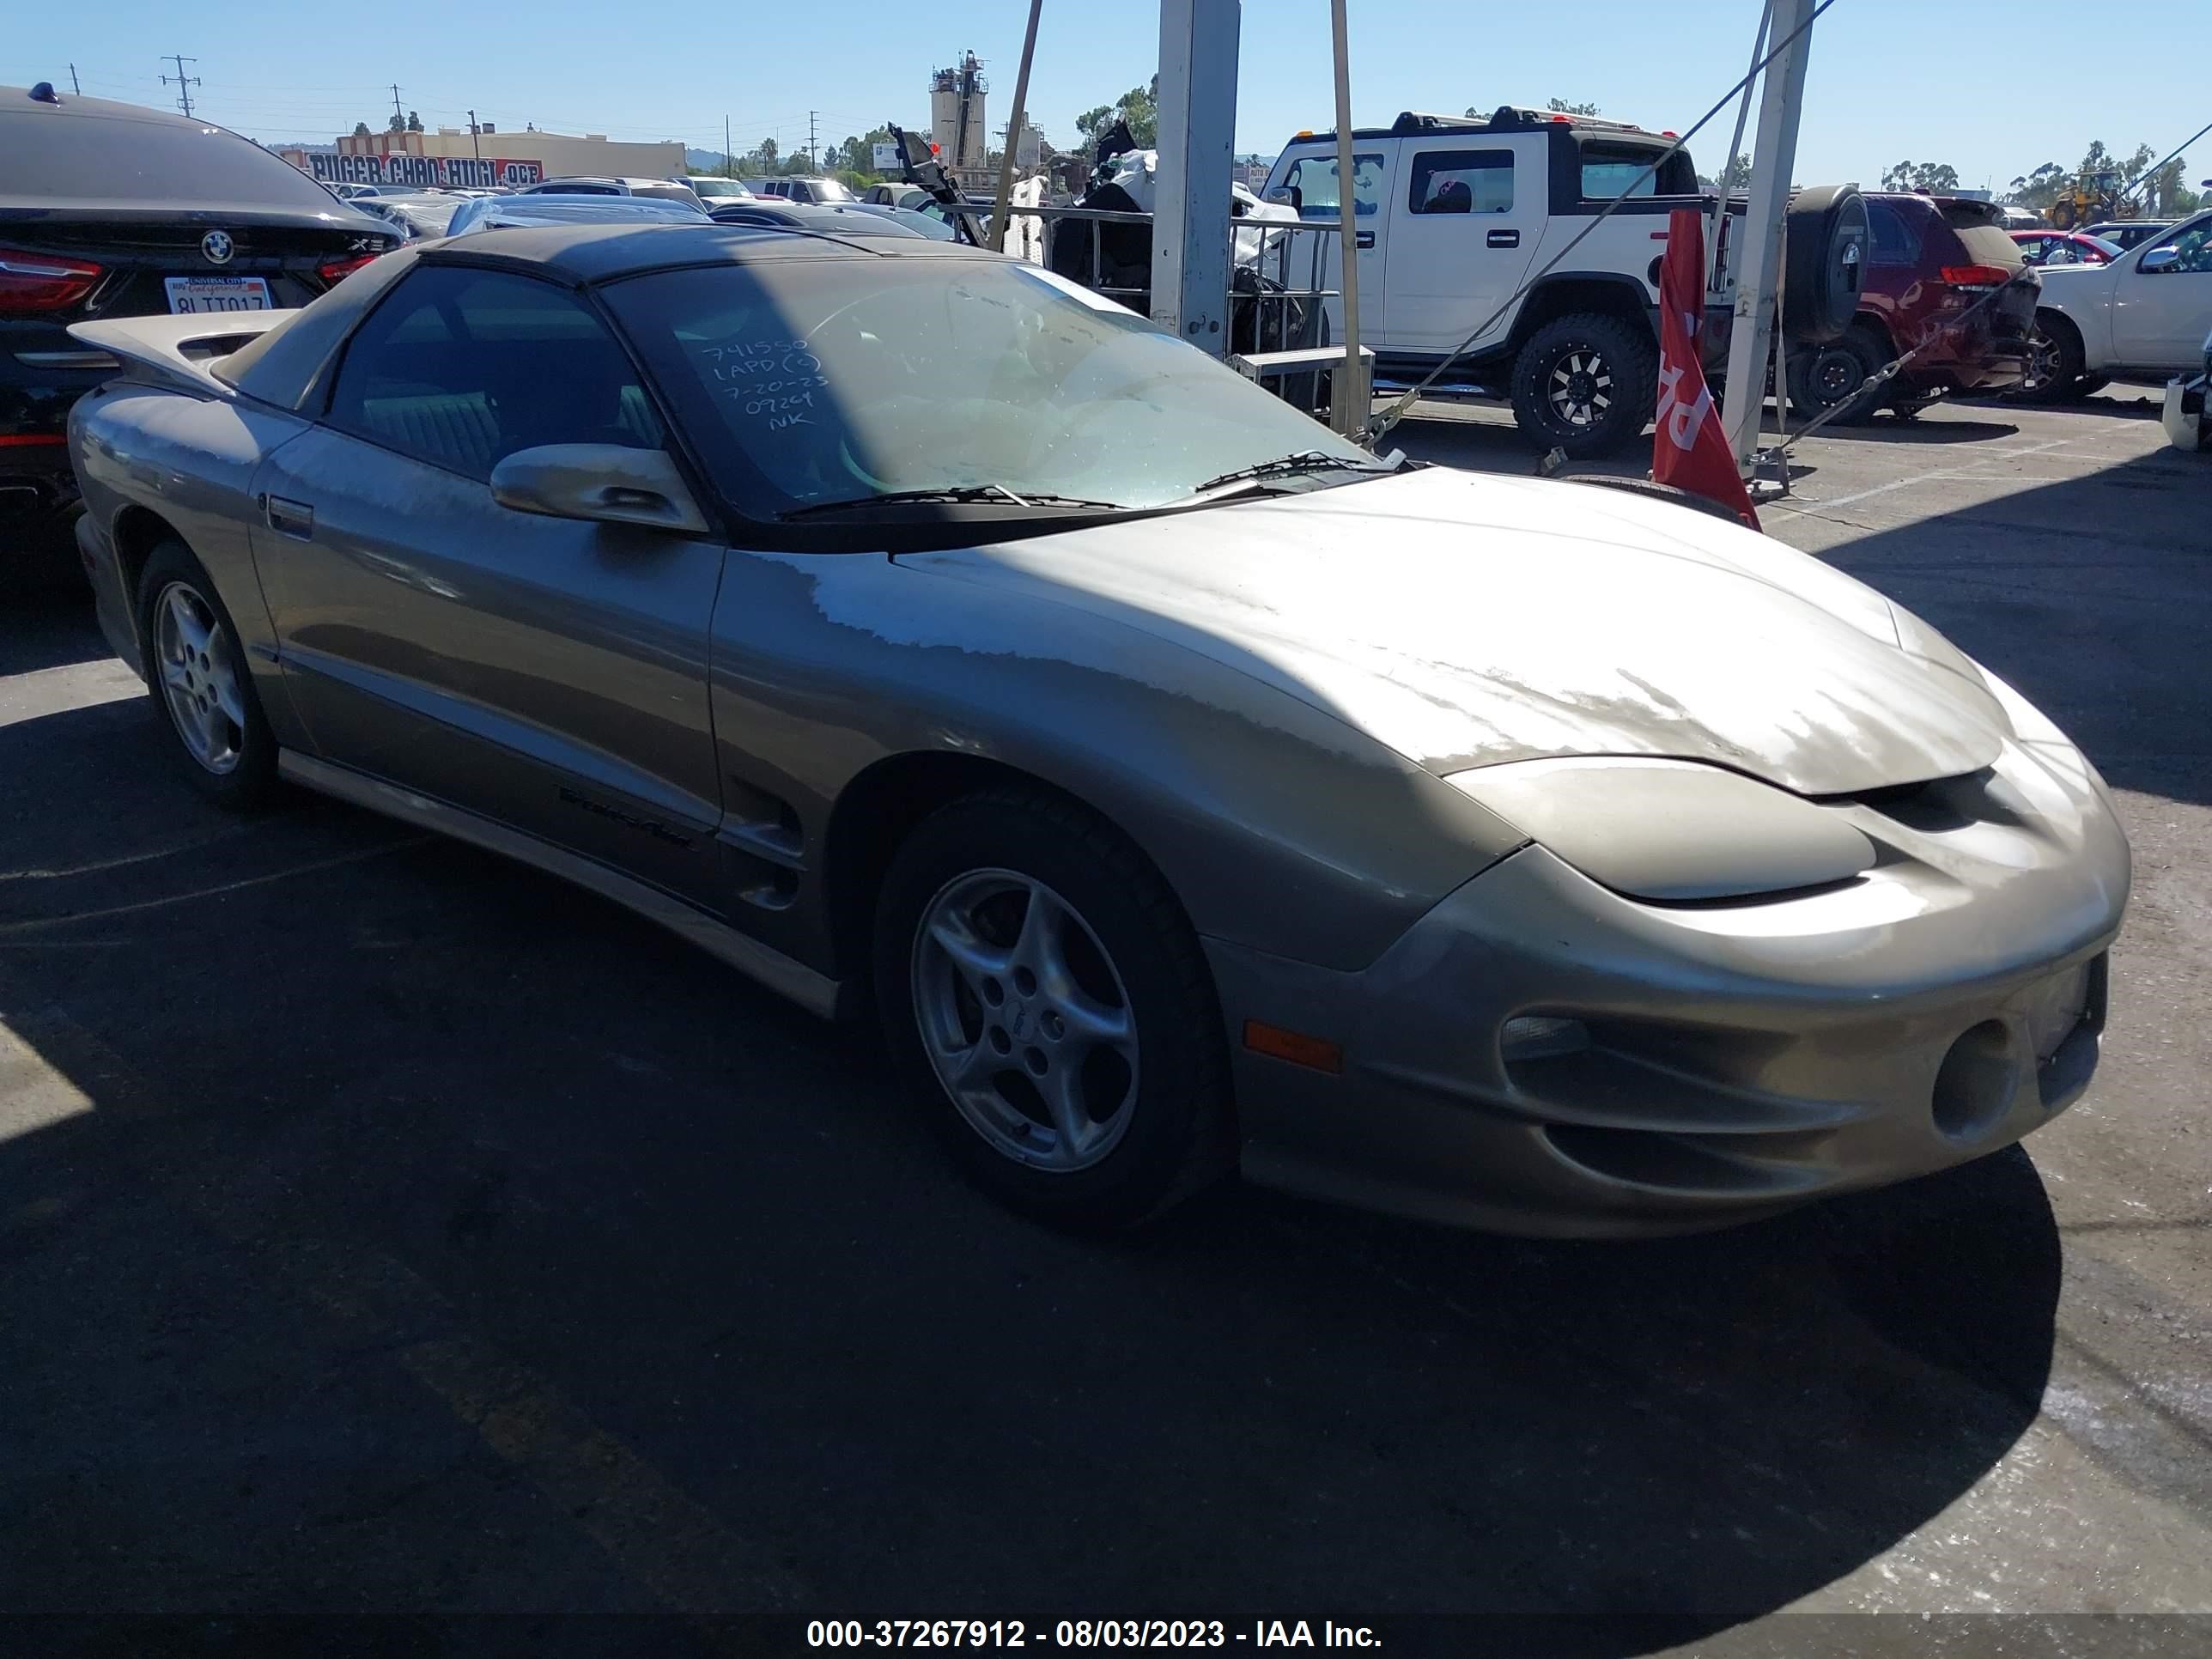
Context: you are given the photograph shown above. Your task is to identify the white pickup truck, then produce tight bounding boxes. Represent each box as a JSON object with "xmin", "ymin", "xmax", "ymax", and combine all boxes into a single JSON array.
[
  {"xmin": 2027, "ymin": 208, "xmax": 2212, "ymax": 399},
  {"xmin": 1265, "ymin": 106, "xmax": 1747, "ymax": 457}
]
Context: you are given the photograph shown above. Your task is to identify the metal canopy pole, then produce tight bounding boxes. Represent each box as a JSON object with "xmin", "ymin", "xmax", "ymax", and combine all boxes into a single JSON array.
[
  {"xmin": 1720, "ymin": 0, "xmax": 1816, "ymax": 469},
  {"xmin": 988, "ymin": 0, "xmax": 1044, "ymax": 252},
  {"xmin": 1326, "ymin": 0, "xmax": 1363, "ymax": 435},
  {"xmin": 1152, "ymin": 0, "xmax": 1240, "ymax": 355}
]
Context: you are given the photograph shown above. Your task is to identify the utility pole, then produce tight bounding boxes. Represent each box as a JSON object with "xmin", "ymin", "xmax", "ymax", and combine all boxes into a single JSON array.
[
  {"xmin": 726, "ymin": 116, "xmax": 733, "ymax": 178},
  {"xmin": 468, "ymin": 108, "xmax": 481, "ymax": 161},
  {"xmin": 808, "ymin": 111, "xmax": 819, "ymax": 169},
  {"xmin": 1720, "ymin": 0, "xmax": 1816, "ymax": 470},
  {"xmin": 389, "ymin": 84, "xmax": 404, "ymax": 129},
  {"xmin": 159, "ymin": 54, "xmax": 200, "ymax": 118},
  {"xmin": 69, "ymin": 64, "xmax": 82, "ymax": 96}
]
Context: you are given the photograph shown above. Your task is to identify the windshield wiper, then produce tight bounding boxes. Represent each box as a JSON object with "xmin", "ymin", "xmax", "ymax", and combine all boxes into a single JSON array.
[
  {"xmin": 1183, "ymin": 449, "xmax": 1403, "ymax": 499},
  {"xmin": 781, "ymin": 484, "xmax": 1125, "ymax": 520}
]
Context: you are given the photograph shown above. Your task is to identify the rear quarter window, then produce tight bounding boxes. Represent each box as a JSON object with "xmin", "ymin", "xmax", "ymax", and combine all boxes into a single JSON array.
[{"xmin": 1867, "ymin": 198, "xmax": 1923, "ymax": 265}]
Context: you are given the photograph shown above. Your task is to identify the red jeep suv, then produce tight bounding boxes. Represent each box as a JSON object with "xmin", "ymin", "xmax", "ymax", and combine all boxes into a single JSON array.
[{"xmin": 1785, "ymin": 193, "xmax": 2038, "ymax": 422}]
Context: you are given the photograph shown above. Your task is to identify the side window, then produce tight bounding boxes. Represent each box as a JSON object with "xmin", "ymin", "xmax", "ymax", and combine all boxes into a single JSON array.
[
  {"xmin": 1279, "ymin": 152, "xmax": 1383, "ymax": 222},
  {"xmin": 2145, "ymin": 218, "xmax": 2212, "ymax": 273},
  {"xmin": 1408, "ymin": 149, "xmax": 1513, "ymax": 216},
  {"xmin": 325, "ymin": 266, "xmax": 663, "ymax": 481},
  {"xmin": 1867, "ymin": 200, "xmax": 1921, "ymax": 266}
]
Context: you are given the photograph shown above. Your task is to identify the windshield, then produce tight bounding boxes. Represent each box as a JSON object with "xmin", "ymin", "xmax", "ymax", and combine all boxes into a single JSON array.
[
  {"xmin": 604, "ymin": 257, "xmax": 1374, "ymax": 518},
  {"xmin": 807, "ymin": 178, "xmax": 856, "ymax": 203}
]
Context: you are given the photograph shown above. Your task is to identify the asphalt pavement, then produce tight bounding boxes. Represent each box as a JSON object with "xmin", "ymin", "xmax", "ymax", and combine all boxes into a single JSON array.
[{"xmin": 2, "ymin": 389, "xmax": 2206, "ymax": 1658}]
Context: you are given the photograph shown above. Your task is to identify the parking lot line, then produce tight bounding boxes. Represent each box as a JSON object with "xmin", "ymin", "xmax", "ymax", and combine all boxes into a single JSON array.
[
  {"xmin": 1801, "ymin": 435, "xmax": 2086, "ymax": 510},
  {"xmin": 0, "ymin": 979, "xmax": 807, "ymax": 1630},
  {"xmin": 0, "ymin": 839, "xmax": 432, "ymax": 936}
]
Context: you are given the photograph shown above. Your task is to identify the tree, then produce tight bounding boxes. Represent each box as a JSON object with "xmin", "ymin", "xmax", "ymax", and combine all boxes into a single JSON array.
[
  {"xmin": 404, "ymin": 110, "xmax": 422, "ymax": 133},
  {"xmin": 1881, "ymin": 160, "xmax": 1960, "ymax": 193},
  {"xmin": 1546, "ymin": 97, "xmax": 1600, "ymax": 116},
  {"xmin": 386, "ymin": 111, "xmax": 405, "ymax": 133},
  {"xmin": 351, "ymin": 121, "xmax": 372, "ymax": 138},
  {"xmin": 1075, "ymin": 76, "xmax": 1158, "ymax": 149}
]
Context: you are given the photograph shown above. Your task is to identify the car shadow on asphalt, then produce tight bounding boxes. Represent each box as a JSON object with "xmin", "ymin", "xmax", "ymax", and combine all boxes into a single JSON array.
[
  {"xmin": 0, "ymin": 684, "xmax": 2069, "ymax": 1653},
  {"xmin": 1802, "ymin": 440, "xmax": 2212, "ymax": 807}
]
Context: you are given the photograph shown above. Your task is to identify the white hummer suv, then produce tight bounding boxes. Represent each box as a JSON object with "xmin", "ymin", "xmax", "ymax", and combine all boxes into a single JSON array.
[{"xmin": 1266, "ymin": 106, "xmax": 1736, "ymax": 457}]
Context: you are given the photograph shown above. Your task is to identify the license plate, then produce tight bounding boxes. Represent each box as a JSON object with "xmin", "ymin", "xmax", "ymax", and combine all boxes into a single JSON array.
[{"xmin": 164, "ymin": 276, "xmax": 272, "ymax": 314}]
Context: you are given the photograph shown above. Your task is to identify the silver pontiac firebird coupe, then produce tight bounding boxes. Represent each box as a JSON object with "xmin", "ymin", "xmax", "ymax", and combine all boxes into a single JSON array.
[{"xmin": 64, "ymin": 224, "xmax": 2130, "ymax": 1236}]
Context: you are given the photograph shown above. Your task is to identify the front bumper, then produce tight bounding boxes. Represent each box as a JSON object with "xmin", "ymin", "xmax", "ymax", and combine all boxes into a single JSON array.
[{"xmin": 1208, "ymin": 733, "xmax": 2130, "ymax": 1237}]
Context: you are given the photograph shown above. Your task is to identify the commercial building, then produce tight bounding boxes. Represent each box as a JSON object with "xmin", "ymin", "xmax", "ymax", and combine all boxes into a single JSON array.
[{"xmin": 278, "ymin": 125, "xmax": 684, "ymax": 189}]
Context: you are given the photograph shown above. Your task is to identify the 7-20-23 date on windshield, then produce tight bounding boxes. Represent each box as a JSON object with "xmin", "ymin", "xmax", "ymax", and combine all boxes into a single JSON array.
[{"xmin": 807, "ymin": 1620, "xmax": 1381, "ymax": 1649}]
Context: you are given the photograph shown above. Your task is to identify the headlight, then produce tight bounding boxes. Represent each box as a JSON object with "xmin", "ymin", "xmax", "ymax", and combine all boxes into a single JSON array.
[{"xmin": 1447, "ymin": 757, "xmax": 1875, "ymax": 902}]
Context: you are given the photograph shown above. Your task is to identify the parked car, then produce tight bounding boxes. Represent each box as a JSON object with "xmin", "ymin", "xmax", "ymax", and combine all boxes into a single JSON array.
[
  {"xmin": 2025, "ymin": 210, "xmax": 2212, "ymax": 399},
  {"xmin": 1263, "ymin": 106, "xmax": 1792, "ymax": 457},
  {"xmin": 707, "ymin": 200, "xmax": 933, "ymax": 240},
  {"xmin": 863, "ymin": 183, "xmax": 933, "ymax": 210},
  {"xmin": 684, "ymin": 176, "xmax": 757, "ymax": 204},
  {"xmin": 520, "ymin": 176, "xmax": 703, "ymax": 206},
  {"xmin": 2011, "ymin": 229, "xmax": 2122, "ymax": 267},
  {"xmin": 752, "ymin": 176, "xmax": 856, "ymax": 205},
  {"xmin": 348, "ymin": 191, "xmax": 467, "ymax": 240},
  {"xmin": 2081, "ymin": 221, "xmax": 2172, "ymax": 252},
  {"xmin": 1784, "ymin": 193, "xmax": 2037, "ymax": 422},
  {"xmin": 64, "ymin": 225, "xmax": 2126, "ymax": 1236},
  {"xmin": 446, "ymin": 195, "xmax": 708, "ymax": 236},
  {"xmin": 847, "ymin": 203, "xmax": 959, "ymax": 240},
  {"xmin": 1, "ymin": 82, "xmax": 396, "ymax": 574}
]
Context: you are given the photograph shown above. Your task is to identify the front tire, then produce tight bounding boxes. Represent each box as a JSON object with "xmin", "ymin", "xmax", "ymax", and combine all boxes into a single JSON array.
[
  {"xmin": 1510, "ymin": 312, "xmax": 1658, "ymax": 459},
  {"xmin": 136, "ymin": 539, "xmax": 279, "ymax": 810},
  {"xmin": 873, "ymin": 786, "xmax": 1233, "ymax": 1231}
]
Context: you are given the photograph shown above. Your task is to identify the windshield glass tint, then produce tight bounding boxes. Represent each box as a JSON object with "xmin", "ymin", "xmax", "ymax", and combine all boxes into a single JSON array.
[{"xmin": 605, "ymin": 258, "xmax": 1371, "ymax": 515}]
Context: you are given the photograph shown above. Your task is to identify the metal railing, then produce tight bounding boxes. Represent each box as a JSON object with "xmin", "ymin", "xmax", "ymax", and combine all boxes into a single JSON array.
[{"xmin": 940, "ymin": 203, "xmax": 1352, "ymax": 404}]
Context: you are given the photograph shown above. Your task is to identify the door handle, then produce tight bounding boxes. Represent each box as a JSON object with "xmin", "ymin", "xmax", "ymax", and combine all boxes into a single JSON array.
[
  {"xmin": 1486, "ymin": 228, "xmax": 1521, "ymax": 249},
  {"xmin": 1355, "ymin": 230, "xmax": 1376, "ymax": 250},
  {"xmin": 262, "ymin": 495, "xmax": 314, "ymax": 540}
]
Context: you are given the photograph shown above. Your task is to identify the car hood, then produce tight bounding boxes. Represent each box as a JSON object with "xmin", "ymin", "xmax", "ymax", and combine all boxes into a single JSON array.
[{"xmin": 895, "ymin": 468, "xmax": 2012, "ymax": 798}]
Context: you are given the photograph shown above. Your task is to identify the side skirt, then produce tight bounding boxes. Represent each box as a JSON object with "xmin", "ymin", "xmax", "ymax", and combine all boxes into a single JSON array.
[{"xmin": 277, "ymin": 750, "xmax": 846, "ymax": 1021}]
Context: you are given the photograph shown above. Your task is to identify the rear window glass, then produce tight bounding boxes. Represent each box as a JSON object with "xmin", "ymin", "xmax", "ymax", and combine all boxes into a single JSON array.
[
  {"xmin": 1, "ymin": 107, "xmax": 356, "ymax": 211},
  {"xmin": 1408, "ymin": 149, "xmax": 1512, "ymax": 215},
  {"xmin": 1579, "ymin": 140, "xmax": 1696, "ymax": 199},
  {"xmin": 1867, "ymin": 199, "xmax": 1923, "ymax": 264}
]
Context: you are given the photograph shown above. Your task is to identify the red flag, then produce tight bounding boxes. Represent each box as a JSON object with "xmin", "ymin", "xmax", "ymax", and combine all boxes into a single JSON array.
[{"xmin": 1653, "ymin": 208, "xmax": 1759, "ymax": 531}]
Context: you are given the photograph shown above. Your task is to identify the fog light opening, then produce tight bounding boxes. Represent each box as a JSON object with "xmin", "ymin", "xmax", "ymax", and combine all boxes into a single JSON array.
[
  {"xmin": 1931, "ymin": 1019, "xmax": 2018, "ymax": 1141},
  {"xmin": 1501, "ymin": 1015, "xmax": 1590, "ymax": 1064}
]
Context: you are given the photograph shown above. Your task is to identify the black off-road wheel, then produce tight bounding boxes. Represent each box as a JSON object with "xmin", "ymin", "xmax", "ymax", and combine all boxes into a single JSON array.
[
  {"xmin": 1787, "ymin": 327, "xmax": 1887, "ymax": 425},
  {"xmin": 873, "ymin": 786, "xmax": 1234, "ymax": 1231},
  {"xmin": 1510, "ymin": 312, "xmax": 1659, "ymax": 459},
  {"xmin": 135, "ymin": 539, "xmax": 280, "ymax": 810}
]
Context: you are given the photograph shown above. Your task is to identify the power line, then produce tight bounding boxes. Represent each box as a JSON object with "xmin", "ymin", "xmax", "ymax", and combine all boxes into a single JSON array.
[{"xmin": 158, "ymin": 53, "xmax": 200, "ymax": 118}]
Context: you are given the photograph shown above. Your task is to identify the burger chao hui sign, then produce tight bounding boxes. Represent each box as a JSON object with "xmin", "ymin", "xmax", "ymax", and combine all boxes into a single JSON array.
[{"xmin": 309, "ymin": 153, "xmax": 545, "ymax": 189}]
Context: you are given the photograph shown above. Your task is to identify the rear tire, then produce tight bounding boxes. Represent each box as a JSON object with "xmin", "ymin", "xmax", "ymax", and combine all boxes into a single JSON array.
[
  {"xmin": 1549, "ymin": 472, "xmax": 1752, "ymax": 526},
  {"xmin": 873, "ymin": 786, "xmax": 1234, "ymax": 1231},
  {"xmin": 1510, "ymin": 312, "xmax": 1658, "ymax": 459},
  {"xmin": 2014, "ymin": 313, "xmax": 2091, "ymax": 404},
  {"xmin": 136, "ymin": 539, "xmax": 279, "ymax": 811},
  {"xmin": 1786, "ymin": 328, "xmax": 1886, "ymax": 425}
]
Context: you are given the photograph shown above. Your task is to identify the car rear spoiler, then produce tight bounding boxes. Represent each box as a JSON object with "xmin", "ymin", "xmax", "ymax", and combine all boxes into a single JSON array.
[{"xmin": 65, "ymin": 311, "xmax": 294, "ymax": 399}]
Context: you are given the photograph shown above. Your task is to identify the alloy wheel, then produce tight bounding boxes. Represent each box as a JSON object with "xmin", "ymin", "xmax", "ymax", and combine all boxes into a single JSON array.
[
  {"xmin": 2021, "ymin": 328, "xmax": 2059, "ymax": 397},
  {"xmin": 1547, "ymin": 347, "xmax": 1613, "ymax": 429},
  {"xmin": 154, "ymin": 580, "xmax": 246, "ymax": 775},
  {"xmin": 910, "ymin": 868, "xmax": 1139, "ymax": 1172}
]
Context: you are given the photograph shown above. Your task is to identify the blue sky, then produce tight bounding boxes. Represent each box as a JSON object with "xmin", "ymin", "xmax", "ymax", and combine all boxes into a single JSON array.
[{"xmin": 11, "ymin": 0, "xmax": 2208, "ymax": 193}]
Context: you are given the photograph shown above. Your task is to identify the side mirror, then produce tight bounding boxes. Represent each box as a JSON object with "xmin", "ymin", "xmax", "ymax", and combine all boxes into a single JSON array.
[
  {"xmin": 2139, "ymin": 246, "xmax": 2180, "ymax": 274},
  {"xmin": 1268, "ymin": 185, "xmax": 1301, "ymax": 213},
  {"xmin": 489, "ymin": 445, "xmax": 710, "ymax": 535}
]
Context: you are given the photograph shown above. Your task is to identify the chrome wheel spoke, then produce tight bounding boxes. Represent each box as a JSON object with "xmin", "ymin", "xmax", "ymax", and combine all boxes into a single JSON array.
[
  {"xmin": 928, "ymin": 915, "xmax": 1012, "ymax": 1000},
  {"xmin": 1041, "ymin": 1065, "xmax": 1097, "ymax": 1167},
  {"xmin": 912, "ymin": 866, "xmax": 1140, "ymax": 1174},
  {"xmin": 165, "ymin": 588, "xmax": 211, "ymax": 659}
]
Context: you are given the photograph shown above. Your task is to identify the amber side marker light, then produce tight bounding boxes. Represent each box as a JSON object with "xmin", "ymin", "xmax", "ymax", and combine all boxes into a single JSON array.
[{"xmin": 1243, "ymin": 1020, "xmax": 1344, "ymax": 1075}]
